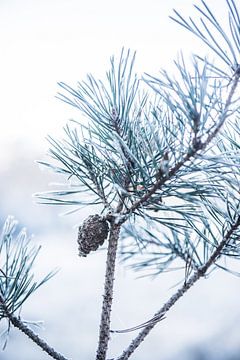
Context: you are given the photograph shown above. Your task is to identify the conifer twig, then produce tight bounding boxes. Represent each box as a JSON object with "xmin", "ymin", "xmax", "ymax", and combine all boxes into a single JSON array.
[
  {"xmin": 120, "ymin": 67, "xmax": 240, "ymax": 219},
  {"xmin": 115, "ymin": 215, "xmax": 240, "ymax": 360},
  {"xmin": 110, "ymin": 69, "xmax": 240, "ymax": 359},
  {"xmin": 96, "ymin": 224, "xmax": 121, "ymax": 360},
  {"xmin": 96, "ymin": 107, "xmax": 135, "ymax": 360},
  {"xmin": 0, "ymin": 294, "xmax": 68, "ymax": 360}
]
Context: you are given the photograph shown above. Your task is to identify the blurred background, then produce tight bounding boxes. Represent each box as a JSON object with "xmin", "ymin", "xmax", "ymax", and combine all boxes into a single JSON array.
[{"xmin": 1, "ymin": 0, "xmax": 240, "ymax": 359}]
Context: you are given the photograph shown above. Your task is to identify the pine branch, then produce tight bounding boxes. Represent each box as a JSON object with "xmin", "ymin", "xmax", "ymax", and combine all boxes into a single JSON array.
[
  {"xmin": 0, "ymin": 294, "xmax": 68, "ymax": 360},
  {"xmin": 118, "ymin": 67, "xmax": 240, "ymax": 221},
  {"xmin": 34, "ymin": 4, "xmax": 240, "ymax": 359},
  {"xmin": 114, "ymin": 214, "xmax": 240, "ymax": 360},
  {"xmin": 96, "ymin": 223, "xmax": 121, "ymax": 360},
  {"xmin": 95, "ymin": 113, "xmax": 134, "ymax": 358},
  {"xmin": 95, "ymin": 62, "xmax": 240, "ymax": 360},
  {"xmin": 95, "ymin": 54, "xmax": 141, "ymax": 359}
]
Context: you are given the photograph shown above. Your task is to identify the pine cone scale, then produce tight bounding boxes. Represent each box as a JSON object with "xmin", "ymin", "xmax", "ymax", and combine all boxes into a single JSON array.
[{"xmin": 78, "ymin": 215, "xmax": 109, "ymax": 257}]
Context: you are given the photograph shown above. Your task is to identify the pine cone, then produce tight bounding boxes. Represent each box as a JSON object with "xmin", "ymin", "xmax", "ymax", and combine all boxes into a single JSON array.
[{"xmin": 78, "ymin": 215, "xmax": 109, "ymax": 257}]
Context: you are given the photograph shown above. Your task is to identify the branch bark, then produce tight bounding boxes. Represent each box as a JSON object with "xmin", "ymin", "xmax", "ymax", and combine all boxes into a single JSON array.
[
  {"xmin": 96, "ymin": 224, "xmax": 121, "ymax": 360},
  {"xmin": 0, "ymin": 295, "xmax": 68, "ymax": 360},
  {"xmin": 115, "ymin": 215, "xmax": 240, "ymax": 360},
  {"xmin": 95, "ymin": 108, "xmax": 135, "ymax": 360}
]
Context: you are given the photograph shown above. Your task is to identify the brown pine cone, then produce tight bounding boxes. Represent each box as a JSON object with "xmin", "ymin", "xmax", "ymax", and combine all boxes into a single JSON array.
[{"xmin": 78, "ymin": 214, "xmax": 109, "ymax": 257}]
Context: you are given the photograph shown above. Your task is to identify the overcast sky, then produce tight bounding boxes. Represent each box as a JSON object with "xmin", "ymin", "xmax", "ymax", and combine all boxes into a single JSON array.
[{"xmin": 0, "ymin": 0, "xmax": 227, "ymax": 157}]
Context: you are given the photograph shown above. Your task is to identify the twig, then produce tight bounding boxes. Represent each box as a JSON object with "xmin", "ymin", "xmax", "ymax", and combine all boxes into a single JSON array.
[
  {"xmin": 115, "ymin": 215, "xmax": 240, "ymax": 360},
  {"xmin": 96, "ymin": 64, "xmax": 240, "ymax": 360},
  {"xmin": 119, "ymin": 67, "xmax": 240, "ymax": 220},
  {"xmin": 96, "ymin": 108, "xmax": 135, "ymax": 360},
  {"xmin": 111, "ymin": 68, "xmax": 240, "ymax": 360},
  {"xmin": 96, "ymin": 224, "xmax": 121, "ymax": 360},
  {"xmin": 0, "ymin": 295, "xmax": 69, "ymax": 360}
]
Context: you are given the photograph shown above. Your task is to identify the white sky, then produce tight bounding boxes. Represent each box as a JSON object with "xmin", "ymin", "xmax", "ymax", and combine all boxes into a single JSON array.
[{"xmin": 0, "ymin": 0, "xmax": 227, "ymax": 155}]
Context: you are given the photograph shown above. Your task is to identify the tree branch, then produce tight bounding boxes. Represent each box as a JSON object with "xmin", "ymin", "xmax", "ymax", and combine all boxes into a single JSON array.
[
  {"xmin": 114, "ymin": 215, "xmax": 240, "ymax": 360},
  {"xmin": 95, "ymin": 106, "xmax": 136, "ymax": 360},
  {"xmin": 111, "ymin": 69, "xmax": 240, "ymax": 359},
  {"xmin": 0, "ymin": 295, "xmax": 68, "ymax": 360},
  {"xmin": 119, "ymin": 67, "xmax": 240, "ymax": 220},
  {"xmin": 96, "ymin": 224, "xmax": 121, "ymax": 360},
  {"xmin": 95, "ymin": 106, "xmax": 137, "ymax": 359}
]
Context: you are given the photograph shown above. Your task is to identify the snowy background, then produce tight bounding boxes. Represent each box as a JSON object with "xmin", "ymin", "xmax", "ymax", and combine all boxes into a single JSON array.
[{"xmin": 1, "ymin": 0, "xmax": 240, "ymax": 359}]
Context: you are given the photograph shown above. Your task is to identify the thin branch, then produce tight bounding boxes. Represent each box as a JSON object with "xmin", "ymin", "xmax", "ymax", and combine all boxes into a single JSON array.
[
  {"xmin": 205, "ymin": 65, "xmax": 240, "ymax": 142},
  {"xmin": 119, "ymin": 67, "xmax": 240, "ymax": 220},
  {"xmin": 111, "ymin": 68, "xmax": 240, "ymax": 360},
  {"xmin": 115, "ymin": 215, "xmax": 240, "ymax": 360},
  {"xmin": 96, "ymin": 108, "xmax": 136, "ymax": 360},
  {"xmin": 0, "ymin": 295, "xmax": 68, "ymax": 360},
  {"xmin": 96, "ymin": 224, "xmax": 121, "ymax": 360},
  {"xmin": 96, "ymin": 105, "xmax": 137, "ymax": 360}
]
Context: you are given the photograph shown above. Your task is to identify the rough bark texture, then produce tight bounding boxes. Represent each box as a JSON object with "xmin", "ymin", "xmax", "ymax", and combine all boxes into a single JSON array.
[
  {"xmin": 96, "ymin": 224, "xmax": 121, "ymax": 360},
  {"xmin": 10, "ymin": 315, "xmax": 68, "ymax": 360},
  {"xmin": 0, "ymin": 295, "xmax": 68, "ymax": 360}
]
